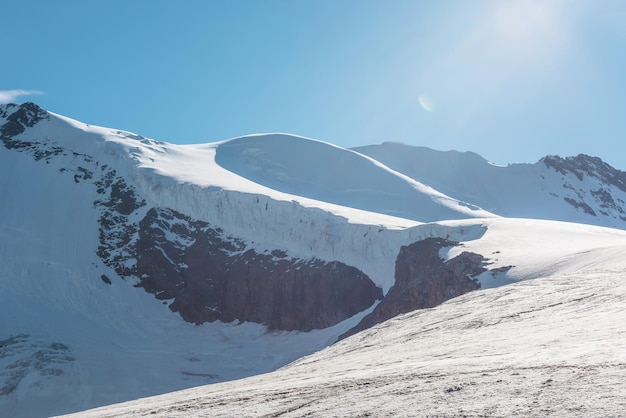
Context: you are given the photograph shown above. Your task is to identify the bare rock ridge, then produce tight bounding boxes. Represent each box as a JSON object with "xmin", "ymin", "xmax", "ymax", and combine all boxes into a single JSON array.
[
  {"xmin": 542, "ymin": 154, "xmax": 626, "ymax": 191},
  {"xmin": 134, "ymin": 208, "xmax": 383, "ymax": 331},
  {"xmin": 340, "ymin": 238, "xmax": 486, "ymax": 340},
  {"xmin": 542, "ymin": 154, "xmax": 626, "ymax": 219},
  {"xmin": 0, "ymin": 102, "xmax": 49, "ymax": 137}
]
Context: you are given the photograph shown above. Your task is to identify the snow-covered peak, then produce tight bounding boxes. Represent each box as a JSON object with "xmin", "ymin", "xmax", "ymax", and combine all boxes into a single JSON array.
[
  {"xmin": 213, "ymin": 133, "xmax": 496, "ymax": 222},
  {"xmin": 354, "ymin": 142, "xmax": 626, "ymax": 229},
  {"xmin": 542, "ymin": 154, "xmax": 626, "ymax": 192}
]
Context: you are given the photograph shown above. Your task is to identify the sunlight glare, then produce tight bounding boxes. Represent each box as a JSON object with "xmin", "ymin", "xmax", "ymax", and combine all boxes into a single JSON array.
[
  {"xmin": 490, "ymin": 0, "xmax": 569, "ymax": 67},
  {"xmin": 421, "ymin": 0, "xmax": 580, "ymax": 109}
]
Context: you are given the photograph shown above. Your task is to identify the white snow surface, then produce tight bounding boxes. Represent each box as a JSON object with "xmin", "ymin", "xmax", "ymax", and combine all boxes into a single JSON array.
[
  {"xmin": 61, "ymin": 220, "xmax": 626, "ymax": 417},
  {"xmin": 2, "ymin": 106, "xmax": 626, "ymax": 417}
]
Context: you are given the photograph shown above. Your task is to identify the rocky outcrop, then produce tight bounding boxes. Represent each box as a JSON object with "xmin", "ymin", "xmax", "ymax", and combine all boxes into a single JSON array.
[
  {"xmin": 543, "ymin": 154, "xmax": 626, "ymax": 191},
  {"xmin": 93, "ymin": 168, "xmax": 146, "ymax": 277},
  {"xmin": 563, "ymin": 197, "xmax": 596, "ymax": 216},
  {"xmin": 0, "ymin": 103, "xmax": 145, "ymax": 278},
  {"xmin": 339, "ymin": 238, "xmax": 486, "ymax": 340},
  {"xmin": 0, "ymin": 102, "xmax": 49, "ymax": 138},
  {"xmin": 0, "ymin": 102, "xmax": 64, "ymax": 160},
  {"xmin": 543, "ymin": 155, "xmax": 626, "ymax": 219},
  {"xmin": 134, "ymin": 208, "xmax": 383, "ymax": 331},
  {"xmin": 590, "ymin": 187, "xmax": 625, "ymax": 216}
]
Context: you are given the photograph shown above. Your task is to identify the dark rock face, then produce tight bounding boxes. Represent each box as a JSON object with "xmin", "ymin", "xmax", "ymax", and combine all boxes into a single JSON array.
[
  {"xmin": 134, "ymin": 208, "xmax": 382, "ymax": 331},
  {"xmin": 0, "ymin": 103, "xmax": 62, "ymax": 160},
  {"xmin": 93, "ymin": 169, "xmax": 146, "ymax": 277},
  {"xmin": 340, "ymin": 238, "xmax": 485, "ymax": 340},
  {"xmin": 0, "ymin": 102, "xmax": 48, "ymax": 138},
  {"xmin": 563, "ymin": 197, "xmax": 596, "ymax": 216},
  {"xmin": 591, "ymin": 188, "xmax": 625, "ymax": 216},
  {"xmin": 543, "ymin": 155, "xmax": 626, "ymax": 219},
  {"xmin": 543, "ymin": 154, "xmax": 626, "ymax": 191},
  {"xmin": 0, "ymin": 103, "xmax": 146, "ymax": 279}
]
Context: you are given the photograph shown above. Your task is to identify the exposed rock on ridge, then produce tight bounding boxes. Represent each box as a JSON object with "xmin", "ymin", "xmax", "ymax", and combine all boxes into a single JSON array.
[
  {"xmin": 543, "ymin": 154, "xmax": 626, "ymax": 191},
  {"xmin": 340, "ymin": 238, "xmax": 486, "ymax": 340},
  {"xmin": 543, "ymin": 155, "xmax": 626, "ymax": 220},
  {"xmin": 0, "ymin": 104, "xmax": 147, "ymax": 278},
  {"xmin": 0, "ymin": 102, "xmax": 49, "ymax": 138},
  {"xmin": 354, "ymin": 143, "xmax": 626, "ymax": 228}
]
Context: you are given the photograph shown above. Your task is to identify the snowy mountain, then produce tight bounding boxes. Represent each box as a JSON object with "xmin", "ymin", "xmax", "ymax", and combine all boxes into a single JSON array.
[
  {"xmin": 353, "ymin": 142, "xmax": 626, "ymax": 229},
  {"xmin": 1, "ymin": 102, "xmax": 626, "ymax": 417},
  {"xmin": 61, "ymin": 218, "xmax": 626, "ymax": 417},
  {"xmin": 214, "ymin": 133, "xmax": 494, "ymax": 222}
]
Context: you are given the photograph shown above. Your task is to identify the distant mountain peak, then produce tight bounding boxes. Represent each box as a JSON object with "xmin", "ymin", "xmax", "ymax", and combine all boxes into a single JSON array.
[
  {"xmin": 0, "ymin": 102, "xmax": 49, "ymax": 137},
  {"xmin": 542, "ymin": 154, "xmax": 626, "ymax": 192}
]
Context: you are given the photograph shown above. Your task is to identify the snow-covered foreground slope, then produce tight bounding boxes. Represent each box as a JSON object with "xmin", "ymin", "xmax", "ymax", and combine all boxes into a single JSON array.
[
  {"xmin": 62, "ymin": 220, "xmax": 626, "ymax": 417},
  {"xmin": 354, "ymin": 142, "xmax": 626, "ymax": 229}
]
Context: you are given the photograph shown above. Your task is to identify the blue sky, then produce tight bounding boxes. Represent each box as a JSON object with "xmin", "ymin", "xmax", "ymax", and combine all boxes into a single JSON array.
[{"xmin": 2, "ymin": 0, "xmax": 626, "ymax": 168}]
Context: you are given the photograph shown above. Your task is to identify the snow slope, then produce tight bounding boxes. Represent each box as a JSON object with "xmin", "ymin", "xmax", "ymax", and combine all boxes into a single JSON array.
[
  {"xmin": 61, "ymin": 218, "xmax": 626, "ymax": 417},
  {"xmin": 354, "ymin": 142, "xmax": 626, "ymax": 229}
]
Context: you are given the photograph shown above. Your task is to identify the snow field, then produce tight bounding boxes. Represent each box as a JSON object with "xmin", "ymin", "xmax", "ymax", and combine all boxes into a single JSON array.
[{"xmin": 63, "ymin": 260, "xmax": 626, "ymax": 417}]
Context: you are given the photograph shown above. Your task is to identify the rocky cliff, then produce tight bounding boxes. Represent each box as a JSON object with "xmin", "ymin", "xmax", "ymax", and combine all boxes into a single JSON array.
[
  {"xmin": 542, "ymin": 154, "xmax": 626, "ymax": 219},
  {"xmin": 134, "ymin": 207, "xmax": 382, "ymax": 331},
  {"xmin": 340, "ymin": 238, "xmax": 486, "ymax": 340}
]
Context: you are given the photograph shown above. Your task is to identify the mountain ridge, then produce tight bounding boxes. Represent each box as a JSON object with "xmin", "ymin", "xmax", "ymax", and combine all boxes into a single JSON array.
[{"xmin": 353, "ymin": 141, "xmax": 626, "ymax": 228}]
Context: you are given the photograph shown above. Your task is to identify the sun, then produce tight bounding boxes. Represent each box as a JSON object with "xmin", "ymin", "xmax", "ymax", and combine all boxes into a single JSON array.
[
  {"xmin": 489, "ymin": 0, "xmax": 571, "ymax": 69},
  {"xmin": 414, "ymin": 0, "xmax": 581, "ymax": 120},
  {"xmin": 494, "ymin": 0, "xmax": 554, "ymax": 41}
]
